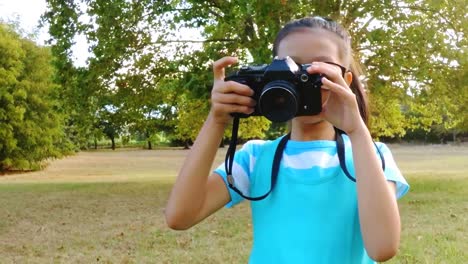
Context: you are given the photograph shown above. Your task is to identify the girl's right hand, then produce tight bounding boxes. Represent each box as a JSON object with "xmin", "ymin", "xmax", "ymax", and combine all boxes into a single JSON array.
[{"xmin": 210, "ymin": 56, "xmax": 256, "ymax": 125}]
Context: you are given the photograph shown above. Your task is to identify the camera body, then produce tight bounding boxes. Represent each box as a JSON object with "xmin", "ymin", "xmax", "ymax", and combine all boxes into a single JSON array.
[{"xmin": 225, "ymin": 56, "xmax": 323, "ymax": 122}]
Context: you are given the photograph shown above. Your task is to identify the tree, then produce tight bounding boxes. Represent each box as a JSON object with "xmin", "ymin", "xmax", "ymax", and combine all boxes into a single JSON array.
[
  {"xmin": 41, "ymin": 0, "xmax": 98, "ymax": 150},
  {"xmin": 97, "ymin": 104, "xmax": 123, "ymax": 150},
  {"xmin": 0, "ymin": 23, "xmax": 65, "ymax": 171},
  {"xmin": 42, "ymin": 0, "xmax": 466, "ymax": 145},
  {"xmin": 168, "ymin": 0, "xmax": 467, "ymax": 139}
]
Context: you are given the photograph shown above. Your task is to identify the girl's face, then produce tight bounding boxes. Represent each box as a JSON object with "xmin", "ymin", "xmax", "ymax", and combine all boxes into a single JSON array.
[
  {"xmin": 276, "ymin": 28, "xmax": 346, "ymax": 66},
  {"xmin": 276, "ymin": 28, "xmax": 347, "ymax": 125}
]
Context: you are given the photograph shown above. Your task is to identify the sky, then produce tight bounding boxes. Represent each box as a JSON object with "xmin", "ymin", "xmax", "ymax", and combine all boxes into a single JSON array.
[
  {"xmin": 0, "ymin": 0, "xmax": 48, "ymax": 40},
  {"xmin": 0, "ymin": 0, "xmax": 204, "ymax": 67},
  {"xmin": 0, "ymin": 0, "xmax": 89, "ymax": 66}
]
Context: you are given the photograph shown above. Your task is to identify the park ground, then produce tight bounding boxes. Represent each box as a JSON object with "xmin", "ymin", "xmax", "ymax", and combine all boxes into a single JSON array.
[{"xmin": 0, "ymin": 144, "xmax": 467, "ymax": 263}]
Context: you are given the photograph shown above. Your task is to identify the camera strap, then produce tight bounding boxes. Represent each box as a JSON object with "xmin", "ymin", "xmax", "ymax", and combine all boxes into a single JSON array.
[
  {"xmin": 225, "ymin": 117, "xmax": 290, "ymax": 201},
  {"xmin": 225, "ymin": 118, "xmax": 386, "ymax": 201},
  {"xmin": 335, "ymin": 127, "xmax": 386, "ymax": 182}
]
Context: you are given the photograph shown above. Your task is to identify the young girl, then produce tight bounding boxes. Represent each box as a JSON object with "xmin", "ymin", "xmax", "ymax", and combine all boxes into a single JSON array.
[{"xmin": 165, "ymin": 16, "xmax": 409, "ymax": 263}]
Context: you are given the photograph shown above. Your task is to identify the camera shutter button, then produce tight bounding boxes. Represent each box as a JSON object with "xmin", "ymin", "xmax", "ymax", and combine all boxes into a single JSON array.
[{"xmin": 300, "ymin": 74, "xmax": 309, "ymax": 82}]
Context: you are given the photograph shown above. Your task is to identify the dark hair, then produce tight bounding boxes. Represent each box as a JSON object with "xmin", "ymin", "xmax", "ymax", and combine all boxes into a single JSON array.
[{"xmin": 272, "ymin": 16, "xmax": 369, "ymax": 126}]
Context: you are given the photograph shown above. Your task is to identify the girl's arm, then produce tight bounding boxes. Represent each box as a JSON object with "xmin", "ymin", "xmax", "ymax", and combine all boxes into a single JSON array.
[
  {"xmin": 348, "ymin": 123, "xmax": 400, "ymax": 262},
  {"xmin": 309, "ymin": 62, "xmax": 401, "ymax": 261},
  {"xmin": 165, "ymin": 57, "xmax": 255, "ymax": 230},
  {"xmin": 165, "ymin": 114, "xmax": 230, "ymax": 230}
]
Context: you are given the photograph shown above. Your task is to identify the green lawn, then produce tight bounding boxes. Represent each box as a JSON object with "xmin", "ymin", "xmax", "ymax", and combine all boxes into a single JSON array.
[{"xmin": 0, "ymin": 145, "xmax": 467, "ymax": 263}]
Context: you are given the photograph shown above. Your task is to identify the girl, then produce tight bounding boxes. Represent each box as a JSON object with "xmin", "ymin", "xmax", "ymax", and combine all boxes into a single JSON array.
[{"xmin": 165, "ymin": 16, "xmax": 409, "ymax": 263}]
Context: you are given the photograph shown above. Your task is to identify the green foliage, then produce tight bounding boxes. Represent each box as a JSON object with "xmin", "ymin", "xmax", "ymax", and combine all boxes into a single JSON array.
[
  {"xmin": 163, "ymin": 0, "xmax": 467, "ymax": 140},
  {"xmin": 40, "ymin": 0, "xmax": 467, "ymax": 148},
  {"xmin": 41, "ymin": 1, "xmax": 98, "ymax": 150},
  {"xmin": 173, "ymin": 94, "xmax": 209, "ymax": 144},
  {"xmin": 0, "ymin": 23, "xmax": 65, "ymax": 171},
  {"xmin": 238, "ymin": 117, "xmax": 272, "ymax": 140},
  {"xmin": 356, "ymin": 0, "xmax": 467, "ymax": 138}
]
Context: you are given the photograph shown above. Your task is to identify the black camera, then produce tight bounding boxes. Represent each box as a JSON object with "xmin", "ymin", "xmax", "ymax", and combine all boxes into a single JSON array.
[{"xmin": 225, "ymin": 56, "xmax": 323, "ymax": 122}]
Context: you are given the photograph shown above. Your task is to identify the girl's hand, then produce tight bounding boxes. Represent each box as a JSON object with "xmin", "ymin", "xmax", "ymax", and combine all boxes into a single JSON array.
[
  {"xmin": 307, "ymin": 62, "xmax": 366, "ymax": 135},
  {"xmin": 210, "ymin": 56, "xmax": 256, "ymax": 125}
]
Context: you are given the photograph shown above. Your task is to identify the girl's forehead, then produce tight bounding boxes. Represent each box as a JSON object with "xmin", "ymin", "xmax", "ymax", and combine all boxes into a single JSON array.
[{"xmin": 276, "ymin": 28, "xmax": 347, "ymax": 65}]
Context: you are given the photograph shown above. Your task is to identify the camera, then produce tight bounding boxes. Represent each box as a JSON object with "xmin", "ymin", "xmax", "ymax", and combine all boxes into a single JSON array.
[{"xmin": 225, "ymin": 56, "xmax": 323, "ymax": 122}]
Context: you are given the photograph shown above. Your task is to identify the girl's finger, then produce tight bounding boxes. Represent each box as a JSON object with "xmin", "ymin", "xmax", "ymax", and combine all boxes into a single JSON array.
[
  {"xmin": 213, "ymin": 102, "xmax": 255, "ymax": 115},
  {"xmin": 216, "ymin": 81, "xmax": 254, "ymax": 97},
  {"xmin": 321, "ymin": 87, "xmax": 331, "ymax": 108},
  {"xmin": 212, "ymin": 56, "xmax": 238, "ymax": 81},
  {"xmin": 308, "ymin": 62, "xmax": 348, "ymax": 88},
  {"xmin": 212, "ymin": 93, "xmax": 257, "ymax": 107},
  {"xmin": 321, "ymin": 77, "xmax": 349, "ymax": 95}
]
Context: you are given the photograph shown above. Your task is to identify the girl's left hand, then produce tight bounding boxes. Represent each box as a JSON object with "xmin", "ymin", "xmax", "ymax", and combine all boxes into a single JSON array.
[{"xmin": 307, "ymin": 62, "xmax": 366, "ymax": 135}]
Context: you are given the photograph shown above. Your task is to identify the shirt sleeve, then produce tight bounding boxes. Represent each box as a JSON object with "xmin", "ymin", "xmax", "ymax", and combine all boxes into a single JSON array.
[
  {"xmin": 375, "ymin": 142, "xmax": 410, "ymax": 199},
  {"xmin": 214, "ymin": 140, "xmax": 260, "ymax": 208}
]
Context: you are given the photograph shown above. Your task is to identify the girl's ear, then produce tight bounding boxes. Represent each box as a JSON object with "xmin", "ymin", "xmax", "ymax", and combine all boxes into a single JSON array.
[{"xmin": 344, "ymin": 71, "xmax": 353, "ymax": 86}]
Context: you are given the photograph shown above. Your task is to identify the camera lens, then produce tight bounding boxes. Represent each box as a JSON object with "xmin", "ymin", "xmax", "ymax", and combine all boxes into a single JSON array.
[{"xmin": 259, "ymin": 80, "xmax": 298, "ymax": 122}]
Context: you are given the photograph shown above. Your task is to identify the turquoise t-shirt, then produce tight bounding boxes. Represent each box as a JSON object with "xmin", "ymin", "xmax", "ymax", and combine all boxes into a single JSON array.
[{"xmin": 214, "ymin": 135, "xmax": 409, "ymax": 264}]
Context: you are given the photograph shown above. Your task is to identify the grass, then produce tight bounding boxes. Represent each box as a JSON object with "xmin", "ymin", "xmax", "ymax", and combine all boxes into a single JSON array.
[
  {"xmin": 0, "ymin": 181, "xmax": 251, "ymax": 263},
  {"xmin": 0, "ymin": 144, "xmax": 467, "ymax": 263},
  {"xmin": 385, "ymin": 144, "xmax": 468, "ymax": 264}
]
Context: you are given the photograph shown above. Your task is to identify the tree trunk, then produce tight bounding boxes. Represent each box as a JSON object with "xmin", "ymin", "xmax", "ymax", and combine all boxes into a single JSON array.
[
  {"xmin": 148, "ymin": 140, "xmax": 152, "ymax": 150},
  {"xmin": 111, "ymin": 137, "xmax": 115, "ymax": 150},
  {"xmin": 94, "ymin": 138, "xmax": 98, "ymax": 149}
]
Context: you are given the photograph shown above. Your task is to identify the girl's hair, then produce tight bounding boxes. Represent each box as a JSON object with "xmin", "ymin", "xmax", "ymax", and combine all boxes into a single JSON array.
[{"xmin": 272, "ymin": 16, "xmax": 369, "ymax": 126}]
